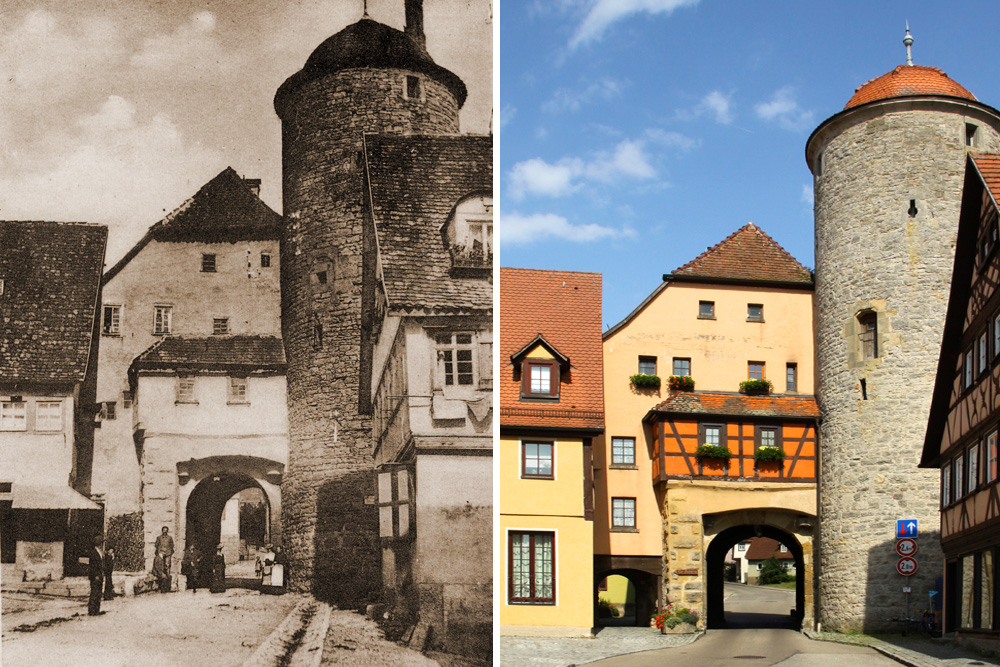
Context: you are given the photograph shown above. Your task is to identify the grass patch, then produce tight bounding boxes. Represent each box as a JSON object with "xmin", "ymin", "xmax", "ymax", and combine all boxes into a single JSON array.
[{"xmin": 762, "ymin": 581, "xmax": 797, "ymax": 589}]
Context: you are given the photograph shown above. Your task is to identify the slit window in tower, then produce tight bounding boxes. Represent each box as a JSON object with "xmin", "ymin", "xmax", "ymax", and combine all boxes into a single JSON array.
[
  {"xmin": 405, "ymin": 75, "xmax": 422, "ymax": 101},
  {"xmin": 908, "ymin": 200, "xmax": 918, "ymax": 218},
  {"xmin": 858, "ymin": 311, "xmax": 878, "ymax": 360}
]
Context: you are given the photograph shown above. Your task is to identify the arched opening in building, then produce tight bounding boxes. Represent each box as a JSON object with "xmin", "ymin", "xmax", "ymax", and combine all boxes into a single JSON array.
[
  {"xmin": 705, "ymin": 525, "xmax": 804, "ymax": 629},
  {"xmin": 185, "ymin": 473, "xmax": 271, "ymax": 583},
  {"xmin": 593, "ymin": 567, "xmax": 659, "ymax": 628}
]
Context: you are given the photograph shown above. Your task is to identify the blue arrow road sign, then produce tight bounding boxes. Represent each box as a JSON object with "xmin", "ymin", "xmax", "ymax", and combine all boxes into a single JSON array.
[{"xmin": 897, "ymin": 519, "xmax": 918, "ymax": 538}]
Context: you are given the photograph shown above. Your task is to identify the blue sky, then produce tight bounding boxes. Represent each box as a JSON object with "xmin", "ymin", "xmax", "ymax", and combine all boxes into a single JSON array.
[{"xmin": 497, "ymin": 0, "xmax": 1000, "ymax": 329}]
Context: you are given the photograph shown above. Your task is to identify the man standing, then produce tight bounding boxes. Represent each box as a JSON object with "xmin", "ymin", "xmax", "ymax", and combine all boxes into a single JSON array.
[
  {"xmin": 88, "ymin": 534, "xmax": 105, "ymax": 616},
  {"xmin": 103, "ymin": 547, "xmax": 116, "ymax": 600},
  {"xmin": 154, "ymin": 526, "xmax": 174, "ymax": 592}
]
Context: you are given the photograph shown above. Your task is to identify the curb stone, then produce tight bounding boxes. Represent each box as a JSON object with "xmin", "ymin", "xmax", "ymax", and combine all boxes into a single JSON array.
[{"xmin": 243, "ymin": 595, "xmax": 314, "ymax": 667}]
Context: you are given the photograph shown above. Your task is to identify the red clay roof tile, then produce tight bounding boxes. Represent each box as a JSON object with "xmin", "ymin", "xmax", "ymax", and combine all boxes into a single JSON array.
[
  {"xmin": 745, "ymin": 537, "xmax": 794, "ymax": 561},
  {"xmin": 671, "ymin": 223, "xmax": 812, "ymax": 284},
  {"xmin": 972, "ymin": 154, "xmax": 1000, "ymax": 205},
  {"xmin": 649, "ymin": 391, "xmax": 820, "ymax": 420},
  {"xmin": 498, "ymin": 268, "xmax": 604, "ymax": 431},
  {"xmin": 845, "ymin": 65, "xmax": 975, "ymax": 110}
]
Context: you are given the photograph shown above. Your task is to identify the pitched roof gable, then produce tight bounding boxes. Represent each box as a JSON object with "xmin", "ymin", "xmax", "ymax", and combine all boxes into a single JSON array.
[
  {"xmin": 745, "ymin": 537, "xmax": 793, "ymax": 561},
  {"xmin": 510, "ymin": 334, "xmax": 570, "ymax": 369},
  {"xmin": 0, "ymin": 221, "xmax": 107, "ymax": 383},
  {"xmin": 498, "ymin": 268, "xmax": 604, "ymax": 432},
  {"xmin": 105, "ymin": 168, "xmax": 281, "ymax": 282},
  {"xmin": 130, "ymin": 335, "xmax": 286, "ymax": 374},
  {"xmin": 365, "ymin": 134, "xmax": 491, "ymax": 313},
  {"xmin": 671, "ymin": 223, "xmax": 813, "ymax": 285},
  {"xmin": 923, "ymin": 154, "xmax": 1000, "ymax": 467}
]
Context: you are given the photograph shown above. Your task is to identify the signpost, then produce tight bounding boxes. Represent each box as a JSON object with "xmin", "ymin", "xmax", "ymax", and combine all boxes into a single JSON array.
[{"xmin": 896, "ymin": 520, "xmax": 919, "ymax": 634}]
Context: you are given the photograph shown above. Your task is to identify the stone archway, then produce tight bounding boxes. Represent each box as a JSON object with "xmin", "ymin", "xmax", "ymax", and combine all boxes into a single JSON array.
[
  {"xmin": 593, "ymin": 567, "xmax": 659, "ymax": 628},
  {"xmin": 703, "ymin": 509, "xmax": 814, "ymax": 630},
  {"xmin": 184, "ymin": 472, "xmax": 270, "ymax": 566}
]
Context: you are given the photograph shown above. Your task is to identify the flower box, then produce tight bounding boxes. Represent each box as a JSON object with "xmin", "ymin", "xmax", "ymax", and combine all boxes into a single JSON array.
[
  {"xmin": 739, "ymin": 379, "xmax": 773, "ymax": 394},
  {"xmin": 754, "ymin": 446, "xmax": 785, "ymax": 462},
  {"xmin": 695, "ymin": 444, "xmax": 731, "ymax": 460},
  {"xmin": 668, "ymin": 375, "xmax": 695, "ymax": 391},
  {"xmin": 661, "ymin": 622, "xmax": 697, "ymax": 634},
  {"xmin": 653, "ymin": 604, "xmax": 699, "ymax": 633},
  {"xmin": 630, "ymin": 373, "xmax": 661, "ymax": 390}
]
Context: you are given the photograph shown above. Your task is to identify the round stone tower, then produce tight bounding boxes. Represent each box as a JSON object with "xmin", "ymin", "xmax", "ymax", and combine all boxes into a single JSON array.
[
  {"xmin": 274, "ymin": 2, "xmax": 466, "ymax": 602},
  {"xmin": 807, "ymin": 33, "xmax": 1000, "ymax": 631}
]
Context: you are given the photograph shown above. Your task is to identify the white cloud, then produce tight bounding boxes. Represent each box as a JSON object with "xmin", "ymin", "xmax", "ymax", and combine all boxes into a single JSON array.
[
  {"xmin": 508, "ymin": 138, "xmax": 660, "ymax": 200},
  {"xmin": 801, "ymin": 184, "xmax": 814, "ymax": 206},
  {"xmin": 543, "ymin": 77, "xmax": 626, "ymax": 113},
  {"xmin": 569, "ymin": 0, "xmax": 700, "ymax": 49},
  {"xmin": 496, "ymin": 105, "xmax": 517, "ymax": 131},
  {"xmin": 675, "ymin": 90, "xmax": 734, "ymax": 125},
  {"xmin": 0, "ymin": 95, "xmax": 223, "ymax": 263},
  {"xmin": 131, "ymin": 11, "xmax": 231, "ymax": 77},
  {"xmin": 755, "ymin": 86, "xmax": 815, "ymax": 131},
  {"xmin": 498, "ymin": 211, "xmax": 633, "ymax": 245},
  {"xmin": 509, "ymin": 158, "xmax": 584, "ymax": 200},
  {"xmin": 645, "ymin": 128, "xmax": 699, "ymax": 152}
]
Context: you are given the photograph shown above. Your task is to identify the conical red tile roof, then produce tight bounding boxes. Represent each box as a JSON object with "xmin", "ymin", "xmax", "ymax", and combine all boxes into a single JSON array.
[{"xmin": 845, "ymin": 65, "xmax": 975, "ymax": 109}]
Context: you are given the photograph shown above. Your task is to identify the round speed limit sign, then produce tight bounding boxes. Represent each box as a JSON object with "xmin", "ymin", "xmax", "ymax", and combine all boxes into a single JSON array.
[
  {"xmin": 896, "ymin": 538, "xmax": 917, "ymax": 557},
  {"xmin": 897, "ymin": 557, "xmax": 918, "ymax": 576}
]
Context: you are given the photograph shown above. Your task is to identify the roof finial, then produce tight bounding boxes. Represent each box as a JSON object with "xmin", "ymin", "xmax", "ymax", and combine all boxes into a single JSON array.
[
  {"xmin": 903, "ymin": 21, "xmax": 914, "ymax": 66},
  {"xmin": 362, "ymin": 0, "xmax": 370, "ymax": 18}
]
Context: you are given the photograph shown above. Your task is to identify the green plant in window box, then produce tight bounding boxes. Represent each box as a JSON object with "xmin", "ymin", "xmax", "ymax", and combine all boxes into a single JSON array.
[
  {"xmin": 754, "ymin": 446, "xmax": 785, "ymax": 462},
  {"xmin": 695, "ymin": 444, "xmax": 732, "ymax": 460},
  {"xmin": 630, "ymin": 373, "xmax": 661, "ymax": 390},
  {"xmin": 739, "ymin": 379, "xmax": 773, "ymax": 394},
  {"xmin": 668, "ymin": 375, "xmax": 695, "ymax": 391}
]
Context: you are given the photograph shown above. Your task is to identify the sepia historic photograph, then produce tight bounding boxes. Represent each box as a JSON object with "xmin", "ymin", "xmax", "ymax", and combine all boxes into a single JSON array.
[{"xmin": 0, "ymin": 0, "xmax": 492, "ymax": 665}]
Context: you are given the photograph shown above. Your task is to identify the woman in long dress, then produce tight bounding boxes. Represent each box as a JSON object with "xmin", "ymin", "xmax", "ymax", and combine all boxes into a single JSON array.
[{"xmin": 210, "ymin": 545, "xmax": 226, "ymax": 593}]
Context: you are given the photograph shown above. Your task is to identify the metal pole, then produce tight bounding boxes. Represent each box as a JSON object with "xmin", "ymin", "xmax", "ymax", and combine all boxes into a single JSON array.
[{"xmin": 904, "ymin": 575, "xmax": 910, "ymax": 636}]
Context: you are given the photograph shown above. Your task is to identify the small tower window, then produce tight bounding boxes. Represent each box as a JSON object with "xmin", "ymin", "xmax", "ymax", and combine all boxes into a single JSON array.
[
  {"xmin": 858, "ymin": 311, "xmax": 878, "ymax": 360},
  {"xmin": 261, "ymin": 252, "xmax": 271, "ymax": 268},
  {"xmin": 404, "ymin": 75, "xmax": 423, "ymax": 101},
  {"xmin": 967, "ymin": 123, "xmax": 979, "ymax": 148}
]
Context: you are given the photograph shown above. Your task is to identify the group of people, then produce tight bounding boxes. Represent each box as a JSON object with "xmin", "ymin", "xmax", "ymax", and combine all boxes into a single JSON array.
[{"xmin": 180, "ymin": 539, "xmax": 227, "ymax": 594}]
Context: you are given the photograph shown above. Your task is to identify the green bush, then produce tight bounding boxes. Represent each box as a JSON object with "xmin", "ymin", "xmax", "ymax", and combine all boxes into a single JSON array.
[
  {"xmin": 696, "ymin": 444, "xmax": 731, "ymax": 460},
  {"xmin": 630, "ymin": 373, "xmax": 661, "ymax": 390},
  {"xmin": 598, "ymin": 597, "xmax": 620, "ymax": 617},
  {"xmin": 758, "ymin": 556, "xmax": 794, "ymax": 585},
  {"xmin": 739, "ymin": 378, "xmax": 773, "ymax": 394},
  {"xmin": 755, "ymin": 446, "xmax": 785, "ymax": 462},
  {"xmin": 106, "ymin": 512, "xmax": 145, "ymax": 572}
]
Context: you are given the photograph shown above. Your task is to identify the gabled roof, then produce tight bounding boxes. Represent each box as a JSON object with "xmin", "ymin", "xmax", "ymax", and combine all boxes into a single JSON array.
[
  {"xmin": 922, "ymin": 154, "xmax": 1000, "ymax": 467},
  {"xmin": 365, "ymin": 134, "xmax": 491, "ymax": 313},
  {"xmin": 645, "ymin": 391, "xmax": 820, "ymax": 422},
  {"xmin": 105, "ymin": 168, "xmax": 281, "ymax": 282},
  {"xmin": 670, "ymin": 223, "xmax": 813, "ymax": 285},
  {"xmin": 745, "ymin": 537, "xmax": 793, "ymax": 561},
  {"xmin": 509, "ymin": 334, "xmax": 570, "ymax": 370},
  {"xmin": 845, "ymin": 65, "xmax": 975, "ymax": 110},
  {"xmin": 499, "ymin": 268, "xmax": 604, "ymax": 432},
  {"xmin": 129, "ymin": 336, "xmax": 286, "ymax": 374},
  {"xmin": 0, "ymin": 221, "xmax": 107, "ymax": 384}
]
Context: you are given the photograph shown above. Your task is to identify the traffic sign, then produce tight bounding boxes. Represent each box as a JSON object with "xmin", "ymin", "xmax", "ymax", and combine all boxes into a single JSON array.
[
  {"xmin": 897, "ymin": 557, "xmax": 918, "ymax": 576},
  {"xmin": 897, "ymin": 519, "xmax": 918, "ymax": 538},
  {"xmin": 896, "ymin": 538, "xmax": 917, "ymax": 557}
]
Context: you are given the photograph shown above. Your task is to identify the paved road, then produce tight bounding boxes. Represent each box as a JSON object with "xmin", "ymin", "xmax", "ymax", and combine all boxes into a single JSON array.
[{"xmin": 589, "ymin": 584, "xmax": 898, "ymax": 667}]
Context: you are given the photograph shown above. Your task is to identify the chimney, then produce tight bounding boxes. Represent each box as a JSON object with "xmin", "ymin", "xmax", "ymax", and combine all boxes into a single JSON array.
[
  {"xmin": 404, "ymin": 0, "xmax": 426, "ymax": 51},
  {"xmin": 243, "ymin": 178, "xmax": 261, "ymax": 196}
]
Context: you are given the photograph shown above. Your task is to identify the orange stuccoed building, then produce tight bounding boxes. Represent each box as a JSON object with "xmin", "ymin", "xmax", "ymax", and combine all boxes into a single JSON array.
[{"xmin": 596, "ymin": 223, "xmax": 819, "ymax": 630}]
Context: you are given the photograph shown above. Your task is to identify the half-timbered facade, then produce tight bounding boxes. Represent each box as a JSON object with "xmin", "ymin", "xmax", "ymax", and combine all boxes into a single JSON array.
[
  {"xmin": 923, "ymin": 153, "xmax": 1000, "ymax": 638},
  {"xmin": 599, "ymin": 223, "xmax": 818, "ymax": 629}
]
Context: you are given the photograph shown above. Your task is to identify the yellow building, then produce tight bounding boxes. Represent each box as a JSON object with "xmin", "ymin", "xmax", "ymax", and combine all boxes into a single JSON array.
[
  {"xmin": 498, "ymin": 268, "xmax": 604, "ymax": 636},
  {"xmin": 597, "ymin": 223, "xmax": 819, "ymax": 629}
]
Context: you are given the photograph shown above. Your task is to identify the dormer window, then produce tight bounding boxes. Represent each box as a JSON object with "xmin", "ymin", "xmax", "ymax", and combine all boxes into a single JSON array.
[
  {"xmin": 511, "ymin": 334, "xmax": 569, "ymax": 402},
  {"xmin": 445, "ymin": 195, "xmax": 492, "ymax": 275}
]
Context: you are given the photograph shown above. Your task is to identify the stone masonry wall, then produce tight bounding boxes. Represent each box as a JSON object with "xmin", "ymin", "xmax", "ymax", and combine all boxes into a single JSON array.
[
  {"xmin": 278, "ymin": 67, "xmax": 459, "ymax": 605},
  {"xmin": 814, "ymin": 105, "xmax": 1000, "ymax": 631}
]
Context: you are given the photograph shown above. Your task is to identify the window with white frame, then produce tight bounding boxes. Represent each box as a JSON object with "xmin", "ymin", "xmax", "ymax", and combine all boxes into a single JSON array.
[
  {"xmin": 35, "ymin": 401, "xmax": 62, "ymax": 431},
  {"xmin": 435, "ymin": 332, "xmax": 476, "ymax": 388},
  {"xmin": 612, "ymin": 497, "xmax": 636, "ymax": 529},
  {"xmin": 102, "ymin": 305, "xmax": 121, "ymax": 336},
  {"xmin": 980, "ymin": 332, "xmax": 988, "ymax": 375},
  {"xmin": 0, "ymin": 402, "xmax": 26, "ymax": 431},
  {"xmin": 154, "ymin": 306, "xmax": 172, "ymax": 335},
  {"xmin": 737, "ymin": 542, "xmax": 747, "ymax": 551},
  {"xmin": 228, "ymin": 377, "xmax": 248, "ymax": 403},
  {"xmin": 965, "ymin": 348, "xmax": 975, "ymax": 389},
  {"xmin": 447, "ymin": 196, "xmax": 493, "ymax": 268},
  {"xmin": 943, "ymin": 462, "xmax": 952, "ymax": 506},
  {"xmin": 988, "ymin": 430, "xmax": 998, "ymax": 484},
  {"xmin": 969, "ymin": 442, "xmax": 980, "ymax": 492},
  {"xmin": 704, "ymin": 424, "xmax": 722, "ymax": 446},
  {"xmin": 611, "ymin": 437, "xmax": 635, "ymax": 466},
  {"xmin": 176, "ymin": 376, "xmax": 196, "ymax": 403}
]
